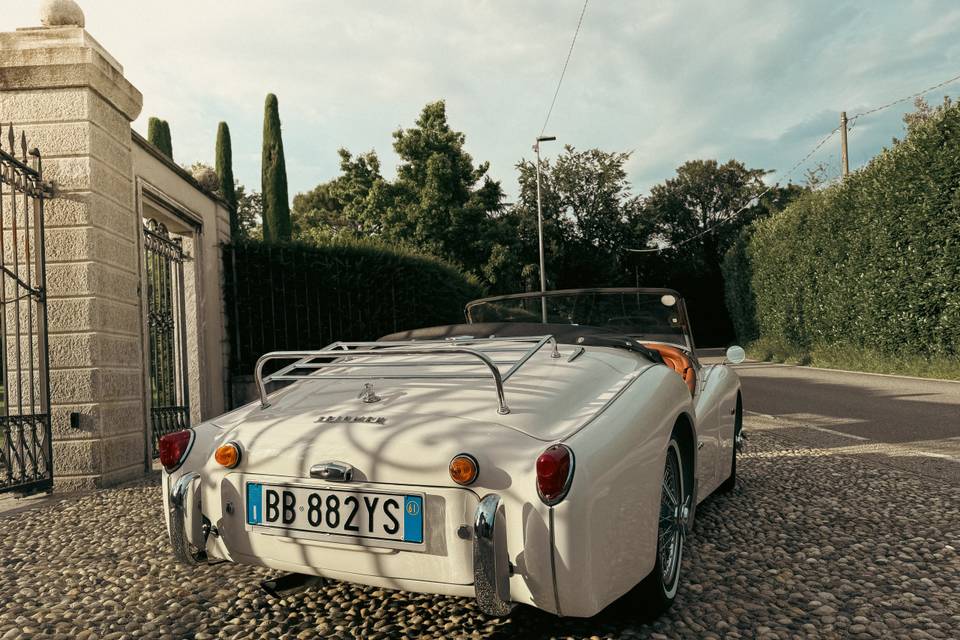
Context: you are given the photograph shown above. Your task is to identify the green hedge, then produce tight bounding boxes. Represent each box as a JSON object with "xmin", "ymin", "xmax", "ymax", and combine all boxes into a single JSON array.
[
  {"xmin": 224, "ymin": 238, "xmax": 484, "ymax": 375},
  {"xmin": 724, "ymin": 105, "xmax": 960, "ymax": 359},
  {"xmin": 721, "ymin": 229, "xmax": 759, "ymax": 344}
]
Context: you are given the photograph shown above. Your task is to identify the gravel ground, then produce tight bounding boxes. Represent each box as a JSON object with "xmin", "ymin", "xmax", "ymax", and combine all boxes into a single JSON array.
[{"xmin": 1, "ymin": 429, "xmax": 958, "ymax": 640}]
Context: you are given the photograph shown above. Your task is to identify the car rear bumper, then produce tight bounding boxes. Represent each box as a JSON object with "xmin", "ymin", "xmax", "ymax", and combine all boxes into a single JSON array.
[
  {"xmin": 166, "ymin": 472, "xmax": 515, "ymax": 616},
  {"xmin": 168, "ymin": 471, "xmax": 209, "ymax": 565}
]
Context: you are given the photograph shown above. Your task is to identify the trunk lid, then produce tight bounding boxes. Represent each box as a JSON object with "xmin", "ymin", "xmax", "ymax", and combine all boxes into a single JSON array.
[{"xmin": 213, "ymin": 345, "xmax": 649, "ymax": 484}]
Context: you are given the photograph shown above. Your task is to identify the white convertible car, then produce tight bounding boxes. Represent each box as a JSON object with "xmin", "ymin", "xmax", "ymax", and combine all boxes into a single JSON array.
[{"xmin": 161, "ymin": 288, "xmax": 744, "ymax": 619}]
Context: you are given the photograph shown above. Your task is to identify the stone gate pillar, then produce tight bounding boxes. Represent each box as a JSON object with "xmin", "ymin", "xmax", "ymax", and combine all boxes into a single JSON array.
[{"xmin": 0, "ymin": 5, "xmax": 147, "ymax": 489}]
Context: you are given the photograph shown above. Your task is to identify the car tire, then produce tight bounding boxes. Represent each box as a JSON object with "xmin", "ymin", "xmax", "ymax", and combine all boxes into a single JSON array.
[
  {"xmin": 629, "ymin": 435, "xmax": 688, "ymax": 621},
  {"xmin": 717, "ymin": 393, "xmax": 743, "ymax": 494}
]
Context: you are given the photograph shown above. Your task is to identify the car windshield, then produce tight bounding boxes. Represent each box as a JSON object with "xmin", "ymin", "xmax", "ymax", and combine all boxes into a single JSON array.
[{"xmin": 466, "ymin": 289, "xmax": 691, "ymax": 348}]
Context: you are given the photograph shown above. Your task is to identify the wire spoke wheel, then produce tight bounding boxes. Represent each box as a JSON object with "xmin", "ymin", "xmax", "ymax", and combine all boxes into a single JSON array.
[
  {"xmin": 630, "ymin": 435, "xmax": 689, "ymax": 620},
  {"xmin": 658, "ymin": 447, "xmax": 683, "ymax": 588}
]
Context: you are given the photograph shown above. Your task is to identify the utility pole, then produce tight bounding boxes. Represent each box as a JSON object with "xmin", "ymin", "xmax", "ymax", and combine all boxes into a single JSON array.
[
  {"xmin": 840, "ymin": 111, "xmax": 850, "ymax": 178},
  {"xmin": 533, "ymin": 135, "xmax": 556, "ymax": 324}
]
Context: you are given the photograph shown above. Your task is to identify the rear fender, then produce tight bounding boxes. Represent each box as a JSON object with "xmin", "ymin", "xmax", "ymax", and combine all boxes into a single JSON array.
[{"xmin": 550, "ymin": 365, "xmax": 694, "ymax": 617}]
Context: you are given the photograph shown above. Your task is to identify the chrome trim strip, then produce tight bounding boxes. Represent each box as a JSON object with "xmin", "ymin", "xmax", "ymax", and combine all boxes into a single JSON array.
[
  {"xmin": 474, "ymin": 494, "xmax": 513, "ymax": 616},
  {"xmin": 548, "ymin": 507, "xmax": 562, "ymax": 617},
  {"xmin": 169, "ymin": 471, "xmax": 208, "ymax": 565}
]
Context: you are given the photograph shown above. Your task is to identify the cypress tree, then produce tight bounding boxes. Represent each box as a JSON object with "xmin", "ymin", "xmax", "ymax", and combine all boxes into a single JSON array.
[
  {"xmin": 147, "ymin": 117, "xmax": 173, "ymax": 159},
  {"xmin": 147, "ymin": 117, "xmax": 165, "ymax": 153},
  {"xmin": 215, "ymin": 122, "xmax": 240, "ymax": 238},
  {"xmin": 161, "ymin": 120, "xmax": 173, "ymax": 160},
  {"xmin": 261, "ymin": 94, "xmax": 291, "ymax": 242}
]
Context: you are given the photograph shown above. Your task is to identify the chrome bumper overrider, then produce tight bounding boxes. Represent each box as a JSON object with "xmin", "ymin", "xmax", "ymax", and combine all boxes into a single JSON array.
[
  {"xmin": 473, "ymin": 494, "xmax": 513, "ymax": 616},
  {"xmin": 169, "ymin": 471, "xmax": 210, "ymax": 565}
]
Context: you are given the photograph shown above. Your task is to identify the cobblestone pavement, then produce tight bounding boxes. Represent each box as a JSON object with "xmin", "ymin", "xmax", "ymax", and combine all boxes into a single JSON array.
[{"xmin": 1, "ymin": 428, "xmax": 958, "ymax": 640}]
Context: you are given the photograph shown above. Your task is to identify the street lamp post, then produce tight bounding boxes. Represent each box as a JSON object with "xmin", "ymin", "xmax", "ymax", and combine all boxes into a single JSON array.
[{"xmin": 534, "ymin": 135, "xmax": 555, "ymax": 323}]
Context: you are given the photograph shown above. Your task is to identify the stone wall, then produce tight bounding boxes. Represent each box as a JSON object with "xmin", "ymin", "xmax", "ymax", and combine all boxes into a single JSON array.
[
  {"xmin": 0, "ymin": 17, "xmax": 232, "ymax": 491},
  {"xmin": 0, "ymin": 26, "xmax": 146, "ymax": 490},
  {"xmin": 131, "ymin": 137, "xmax": 231, "ymax": 427}
]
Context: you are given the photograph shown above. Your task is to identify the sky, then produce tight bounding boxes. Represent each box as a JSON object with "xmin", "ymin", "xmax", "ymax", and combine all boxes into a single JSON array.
[{"xmin": 4, "ymin": 1, "xmax": 960, "ymax": 201}]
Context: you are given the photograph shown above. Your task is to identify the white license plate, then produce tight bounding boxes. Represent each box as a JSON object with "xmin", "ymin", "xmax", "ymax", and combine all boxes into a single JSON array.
[{"xmin": 245, "ymin": 482, "xmax": 424, "ymax": 545}]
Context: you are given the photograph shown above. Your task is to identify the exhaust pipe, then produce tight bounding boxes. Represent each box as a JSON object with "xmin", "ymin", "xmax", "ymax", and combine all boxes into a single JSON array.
[{"xmin": 260, "ymin": 573, "xmax": 325, "ymax": 598}]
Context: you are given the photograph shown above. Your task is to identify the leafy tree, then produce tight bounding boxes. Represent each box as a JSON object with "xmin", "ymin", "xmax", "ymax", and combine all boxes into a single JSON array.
[
  {"xmin": 641, "ymin": 159, "xmax": 803, "ymax": 345},
  {"xmin": 292, "ymin": 149, "xmax": 388, "ymax": 241},
  {"xmin": 216, "ymin": 122, "xmax": 240, "ymax": 239},
  {"xmin": 235, "ymin": 183, "xmax": 263, "ymax": 240},
  {"xmin": 506, "ymin": 146, "xmax": 646, "ymax": 291},
  {"xmin": 643, "ymin": 160, "xmax": 770, "ymax": 263},
  {"xmin": 901, "ymin": 95, "xmax": 954, "ymax": 137},
  {"xmin": 261, "ymin": 94, "xmax": 291, "ymax": 242},
  {"xmin": 291, "ymin": 101, "xmax": 504, "ymax": 282},
  {"xmin": 386, "ymin": 101, "xmax": 505, "ymax": 274},
  {"xmin": 147, "ymin": 117, "xmax": 173, "ymax": 159}
]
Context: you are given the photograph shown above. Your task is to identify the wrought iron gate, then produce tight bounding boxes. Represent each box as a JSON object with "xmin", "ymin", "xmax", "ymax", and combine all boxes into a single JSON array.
[
  {"xmin": 0, "ymin": 125, "xmax": 53, "ymax": 495},
  {"xmin": 143, "ymin": 219, "xmax": 190, "ymax": 457}
]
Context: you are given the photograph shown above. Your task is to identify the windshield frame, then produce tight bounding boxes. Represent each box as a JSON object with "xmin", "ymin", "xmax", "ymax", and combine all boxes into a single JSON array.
[{"xmin": 464, "ymin": 287, "xmax": 696, "ymax": 352}]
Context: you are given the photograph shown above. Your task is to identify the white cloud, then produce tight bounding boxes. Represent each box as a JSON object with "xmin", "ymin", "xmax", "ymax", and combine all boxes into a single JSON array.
[{"xmin": 2, "ymin": 0, "xmax": 959, "ymax": 198}]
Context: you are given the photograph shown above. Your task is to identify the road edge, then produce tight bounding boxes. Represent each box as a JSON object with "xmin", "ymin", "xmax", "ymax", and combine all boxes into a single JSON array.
[{"xmin": 738, "ymin": 360, "xmax": 960, "ymax": 384}]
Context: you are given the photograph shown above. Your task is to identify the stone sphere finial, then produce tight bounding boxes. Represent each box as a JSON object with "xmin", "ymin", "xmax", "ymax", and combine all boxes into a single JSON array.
[{"xmin": 40, "ymin": 0, "xmax": 86, "ymax": 28}]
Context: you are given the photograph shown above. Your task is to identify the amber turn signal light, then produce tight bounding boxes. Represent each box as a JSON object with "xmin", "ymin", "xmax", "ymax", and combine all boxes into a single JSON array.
[
  {"xmin": 215, "ymin": 442, "xmax": 242, "ymax": 468},
  {"xmin": 449, "ymin": 453, "xmax": 479, "ymax": 486}
]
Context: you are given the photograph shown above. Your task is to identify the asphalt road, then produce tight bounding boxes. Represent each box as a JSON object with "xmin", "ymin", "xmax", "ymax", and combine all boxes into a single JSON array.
[{"xmin": 731, "ymin": 361, "xmax": 960, "ymax": 484}]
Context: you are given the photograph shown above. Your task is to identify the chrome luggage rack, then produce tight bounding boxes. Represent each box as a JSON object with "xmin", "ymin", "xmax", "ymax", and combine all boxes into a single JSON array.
[{"xmin": 255, "ymin": 335, "xmax": 561, "ymax": 415}]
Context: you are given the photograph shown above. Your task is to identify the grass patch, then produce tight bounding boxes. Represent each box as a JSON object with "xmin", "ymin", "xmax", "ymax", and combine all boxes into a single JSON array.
[{"xmin": 747, "ymin": 338, "xmax": 960, "ymax": 381}]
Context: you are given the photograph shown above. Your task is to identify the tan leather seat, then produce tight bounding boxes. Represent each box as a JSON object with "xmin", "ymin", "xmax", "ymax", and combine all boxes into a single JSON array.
[{"xmin": 642, "ymin": 343, "xmax": 696, "ymax": 395}]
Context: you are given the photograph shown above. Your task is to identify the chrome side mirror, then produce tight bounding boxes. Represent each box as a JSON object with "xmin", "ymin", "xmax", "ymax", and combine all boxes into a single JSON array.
[{"xmin": 725, "ymin": 345, "xmax": 746, "ymax": 365}]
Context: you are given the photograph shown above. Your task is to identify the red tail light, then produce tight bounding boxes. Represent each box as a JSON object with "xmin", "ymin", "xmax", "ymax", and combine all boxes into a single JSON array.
[
  {"xmin": 536, "ymin": 444, "xmax": 574, "ymax": 506},
  {"xmin": 158, "ymin": 429, "xmax": 194, "ymax": 471}
]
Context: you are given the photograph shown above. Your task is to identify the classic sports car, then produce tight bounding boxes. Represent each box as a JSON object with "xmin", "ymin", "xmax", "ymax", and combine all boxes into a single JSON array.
[{"xmin": 161, "ymin": 288, "xmax": 744, "ymax": 619}]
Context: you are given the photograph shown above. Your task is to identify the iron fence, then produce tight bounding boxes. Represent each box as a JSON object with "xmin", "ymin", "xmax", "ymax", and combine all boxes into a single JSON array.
[
  {"xmin": 143, "ymin": 219, "xmax": 190, "ymax": 457},
  {"xmin": 0, "ymin": 123, "xmax": 54, "ymax": 496}
]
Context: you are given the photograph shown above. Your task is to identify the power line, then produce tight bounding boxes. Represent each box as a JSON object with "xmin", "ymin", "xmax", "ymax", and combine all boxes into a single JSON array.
[
  {"xmin": 848, "ymin": 71, "xmax": 960, "ymax": 122},
  {"xmin": 540, "ymin": 0, "xmax": 589, "ymax": 136},
  {"xmin": 626, "ymin": 184, "xmax": 774, "ymax": 254},
  {"xmin": 629, "ymin": 69, "xmax": 960, "ymax": 254}
]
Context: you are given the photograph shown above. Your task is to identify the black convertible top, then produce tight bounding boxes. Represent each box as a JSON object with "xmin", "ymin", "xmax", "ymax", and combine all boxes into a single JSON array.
[{"xmin": 379, "ymin": 322, "xmax": 664, "ymax": 363}]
